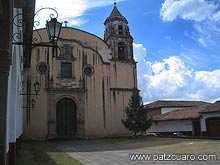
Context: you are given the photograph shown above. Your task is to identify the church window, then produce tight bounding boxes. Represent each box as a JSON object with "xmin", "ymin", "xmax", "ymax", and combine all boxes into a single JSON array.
[
  {"xmin": 118, "ymin": 25, "xmax": 123, "ymax": 35},
  {"xmin": 83, "ymin": 64, "xmax": 94, "ymax": 76},
  {"xmin": 82, "ymin": 51, "xmax": 87, "ymax": 66},
  {"xmin": 36, "ymin": 62, "xmax": 49, "ymax": 74},
  {"xmin": 118, "ymin": 42, "xmax": 126, "ymax": 60},
  {"xmin": 61, "ymin": 62, "xmax": 72, "ymax": 78}
]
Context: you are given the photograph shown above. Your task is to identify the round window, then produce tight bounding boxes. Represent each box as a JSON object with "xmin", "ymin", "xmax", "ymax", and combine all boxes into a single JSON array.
[
  {"xmin": 36, "ymin": 62, "xmax": 48, "ymax": 74},
  {"xmin": 83, "ymin": 64, "xmax": 94, "ymax": 76}
]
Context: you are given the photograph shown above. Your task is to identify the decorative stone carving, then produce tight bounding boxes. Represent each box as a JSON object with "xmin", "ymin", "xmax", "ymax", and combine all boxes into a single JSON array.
[
  {"xmin": 59, "ymin": 43, "xmax": 73, "ymax": 58},
  {"xmin": 36, "ymin": 62, "xmax": 49, "ymax": 74},
  {"xmin": 60, "ymin": 78, "xmax": 76, "ymax": 87}
]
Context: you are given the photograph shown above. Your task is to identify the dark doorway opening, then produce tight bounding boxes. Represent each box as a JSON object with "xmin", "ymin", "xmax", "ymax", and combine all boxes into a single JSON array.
[
  {"xmin": 56, "ymin": 98, "xmax": 76, "ymax": 136},
  {"xmin": 192, "ymin": 119, "xmax": 201, "ymax": 136}
]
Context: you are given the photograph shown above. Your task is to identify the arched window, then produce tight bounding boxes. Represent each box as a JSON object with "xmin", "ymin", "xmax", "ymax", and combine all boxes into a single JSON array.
[
  {"xmin": 118, "ymin": 25, "xmax": 123, "ymax": 35},
  {"xmin": 118, "ymin": 42, "xmax": 126, "ymax": 60}
]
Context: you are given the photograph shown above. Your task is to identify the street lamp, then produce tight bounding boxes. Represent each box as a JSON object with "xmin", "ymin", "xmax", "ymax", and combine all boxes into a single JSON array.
[
  {"xmin": 46, "ymin": 18, "xmax": 62, "ymax": 42},
  {"xmin": 46, "ymin": 17, "xmax": 62, "ymax": 57},
  {"xmin": 31, "ymin": 99, "xmax": 36, "ymax": 108},
  {"xmin": 13, "ymin": 8, "xmax": 62, "ymax": 125},
  {"xmin": 21, "ymin": 76, "xmax": 41, "ymax": 125},
  {"xmin": 12, "ymin": 7, "xmax": 62, "ymax": 49},
  {"xmin": 33, "ymin": 81, "xmax": 40, "ymax": 95}
]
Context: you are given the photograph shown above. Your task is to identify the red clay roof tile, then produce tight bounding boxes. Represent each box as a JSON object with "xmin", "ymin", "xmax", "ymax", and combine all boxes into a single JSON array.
[
  {"xmin": 153, "ymin": 103, "xmax": 220, "ymax": 121},
  {"xmin": 145, "ymin": 100, "xmax": 210, "ymax": 109}
]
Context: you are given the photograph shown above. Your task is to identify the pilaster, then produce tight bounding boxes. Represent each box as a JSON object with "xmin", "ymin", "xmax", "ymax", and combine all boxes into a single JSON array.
[
  {"xmin": 0, "ymin": 70, "xmax": 10, "ymax": 165},
  {"xmin": 0, "ymin": 0, "xmax": 13, "ymax": 164}
]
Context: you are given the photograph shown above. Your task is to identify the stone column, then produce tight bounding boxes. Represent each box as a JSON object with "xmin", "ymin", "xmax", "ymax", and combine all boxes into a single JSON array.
[
  {"xmin": 0, "ymin": 70, "xmax": 10, "ymax": 165},
  {"xmin": 0, "ymin": 0, "xmax": 12, "ymax": 164}
]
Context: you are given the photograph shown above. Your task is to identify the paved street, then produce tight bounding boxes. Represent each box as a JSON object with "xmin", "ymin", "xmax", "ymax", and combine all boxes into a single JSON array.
[{"xmin": 54, "ymin": 140, "xmax": 220, "ymax": 165}]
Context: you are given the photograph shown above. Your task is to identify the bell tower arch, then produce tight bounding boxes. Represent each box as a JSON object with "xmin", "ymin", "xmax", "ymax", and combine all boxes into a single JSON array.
[{"xmin": 104, "ymin": 3, "xmax": 134, "ymax": 61}]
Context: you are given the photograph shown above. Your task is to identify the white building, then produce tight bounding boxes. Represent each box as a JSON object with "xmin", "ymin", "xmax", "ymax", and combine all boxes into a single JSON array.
[
  {"xmin": 0, "ymin": 0, "xmax": 35, "ymax": 164},
  {"xmin": 145, "ymin": 100, "xmax": 220, "ymax": 137}
]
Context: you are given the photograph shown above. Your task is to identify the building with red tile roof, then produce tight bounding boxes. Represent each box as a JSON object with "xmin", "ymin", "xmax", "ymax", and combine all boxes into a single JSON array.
[{"xmin": 145, "ymin": 100, "xmax": 220, "ymax": 137}]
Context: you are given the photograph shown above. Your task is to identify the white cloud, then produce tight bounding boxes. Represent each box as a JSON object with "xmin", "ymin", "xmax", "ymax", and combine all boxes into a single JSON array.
[
  {"xmin": 35, "ymin": 0, "xmax": 87, "ymax": 27},
  {"xmin": 67, "ymin": 18, "xmax": 89, "ymax": 27},
  {"xmin": 160, "ymin": 0, "xmax": 220, "ymax": 48},
  {"xmin": 212, "ymin": 10, "xmax": 220, "ymax": 22},
  {"xmin": 134, "ymin": 43, "xmax": 220, "ymax": 103},
  {"xmin": 198, "ymin": 37, "xmax": 207, "ymax": 47},
  {"xmin": 35, "ymin": 0, "xmax": 125, "ymax": 27},
  {"xmin": 160, "ymin": 0, "xmax": 219, "ymax": 22}
]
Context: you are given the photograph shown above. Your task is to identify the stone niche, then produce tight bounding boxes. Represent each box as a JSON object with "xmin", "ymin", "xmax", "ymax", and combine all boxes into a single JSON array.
[{"xmin": 59, "ymin": 43, "xmax": 74, "ymax": 58}]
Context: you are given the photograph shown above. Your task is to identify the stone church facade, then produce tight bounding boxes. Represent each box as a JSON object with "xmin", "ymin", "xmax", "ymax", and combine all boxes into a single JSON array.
[{"xmin": 23, "ymin": 5, "xmax": 137, "ymax": 139}]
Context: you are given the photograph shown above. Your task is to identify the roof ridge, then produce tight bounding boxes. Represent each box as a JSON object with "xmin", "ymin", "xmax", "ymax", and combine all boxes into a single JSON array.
[
  {"xmin": 145, "ymin": 100, "xmax": 211, "ymax": 109},
  {"xmin": 153, "ymin": 103, "xmax": 219, "ymax": 121},
  {"xmin": 104, "ymin": 5, "xmax": 128, "ymax": 25},
  {"xmin": 109, "ymin": 6, "xmax": 123, "ymax": 18}
]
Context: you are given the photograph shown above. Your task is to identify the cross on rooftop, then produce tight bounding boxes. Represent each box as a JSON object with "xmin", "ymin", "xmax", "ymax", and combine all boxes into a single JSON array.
[{"xmin": 64, "ymin": 21, "xmax": 68, "ymax": 27}]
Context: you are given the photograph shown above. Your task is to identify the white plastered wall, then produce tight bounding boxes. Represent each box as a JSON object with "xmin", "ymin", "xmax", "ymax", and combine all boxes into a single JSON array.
[
  {"xmin": 6, "ymin": 8, "xmax": 24, "ymax": 154},
  {"xmin": 150, "ymin": 120, "xmax": 192, "ymax": 132}
]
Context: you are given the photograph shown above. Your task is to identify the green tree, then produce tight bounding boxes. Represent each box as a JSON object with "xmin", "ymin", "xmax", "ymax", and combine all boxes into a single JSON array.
[{"xmin": 121, "ymin": 89, "xmax": 152, "ymax": 136}]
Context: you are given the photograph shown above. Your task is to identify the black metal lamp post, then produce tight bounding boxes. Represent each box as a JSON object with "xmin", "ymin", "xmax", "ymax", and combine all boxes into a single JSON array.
[
  {"xmin": 31, "ymin": 99, "xmax": 36, "ymax": 108},
  {"xmin": 46, "ymin": 18, "xmax": 62, "ymax": 41},
  {"xmin": 13, "ymin": 7, "xmax": 62, "ymax": 50},
  {"xmin": 13, "ymin": 8, "xmax": 62, "ymax": 125},
  {"xmin": 21, "ymin": 76, "xmax": 41, "ymax": 125},
  {"xmin": 33, "ymin": 81, "xmax": 40, "ymax": 95},
  {"xmin": 46, "ymin": 18, "xmax": 62, "ymax": 57}
]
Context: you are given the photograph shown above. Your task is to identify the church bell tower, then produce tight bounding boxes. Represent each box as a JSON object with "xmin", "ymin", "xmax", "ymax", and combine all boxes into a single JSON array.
[{"xmin": 104, "ymin": 3, "xmax": 134, "ymax": 61}]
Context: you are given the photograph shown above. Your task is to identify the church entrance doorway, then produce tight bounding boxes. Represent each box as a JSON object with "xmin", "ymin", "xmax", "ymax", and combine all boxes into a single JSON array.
[{"xmin": 56, "ymin": 98, "xmax": 76, "ymax": 136}]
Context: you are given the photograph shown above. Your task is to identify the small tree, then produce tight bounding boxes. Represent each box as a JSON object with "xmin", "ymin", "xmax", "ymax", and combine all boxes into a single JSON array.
[{"xmin": 121, "ymin": 89, "xmax": 152, "ymax": 136}]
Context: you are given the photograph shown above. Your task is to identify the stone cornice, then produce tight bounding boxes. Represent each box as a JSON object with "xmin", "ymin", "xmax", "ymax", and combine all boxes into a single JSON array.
[
  {"xmin": 110, "ymin": 88, "xmax": 137, "ymax": 92},
  {"xmin": 46, "ymin": 87, "xmax": 86, "ymax": 93}
]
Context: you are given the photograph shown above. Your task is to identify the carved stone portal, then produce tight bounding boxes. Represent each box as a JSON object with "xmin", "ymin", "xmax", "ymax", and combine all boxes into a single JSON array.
[{"xmin": 47, "ymin": 88, "xmax": 85, "ymax": 138}]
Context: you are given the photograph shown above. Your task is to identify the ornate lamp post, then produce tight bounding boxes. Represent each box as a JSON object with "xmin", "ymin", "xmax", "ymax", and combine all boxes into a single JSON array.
[
  {"xmin": 33, "ymin": 81, "xmax": 40, "ymax": 95},
  {"xmin": 13, "ymin": 7, "xmax": 62, "ymax": 125},
  {"xmin": 46, "ymin": 18, "xmax": 62, "ymax": 41},
  {"xmin": 21, "ymin": 77, "xmax": 41, "ymax": 125},
  {"xmin": 12, "ymin": 7, "xmax": 62, "ymax": 49},
  {"xmin": 46, "ymin": 18, "xmax": 62, "ymax": 57}
]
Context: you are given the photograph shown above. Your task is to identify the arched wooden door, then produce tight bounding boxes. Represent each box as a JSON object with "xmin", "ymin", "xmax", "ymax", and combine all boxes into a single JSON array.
[{"xmin": 56, "ymin": 98, "xmax": 76, "ymax": 136}]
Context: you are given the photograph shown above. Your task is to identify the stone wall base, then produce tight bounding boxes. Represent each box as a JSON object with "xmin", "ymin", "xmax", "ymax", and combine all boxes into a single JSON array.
[
  {"xmin": 6, "ymin": 151, "xmax": 9, "ymax": 165},
  {"xmin": 6, "ymin": 135, "xmax": 23, "ymax": 165},
  {"xmin": 202, "ymin": 131, "xmax": 207, "ymax": 136},
  {"xmin": 9, "ymin": 142, "xmax": 16, "ymax": 165}
]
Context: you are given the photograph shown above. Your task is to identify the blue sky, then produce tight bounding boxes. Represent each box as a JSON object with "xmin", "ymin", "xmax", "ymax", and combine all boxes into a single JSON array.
[{"xmin": 36, "ymin": 0, "xmax": 220, "ymax": 103}]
